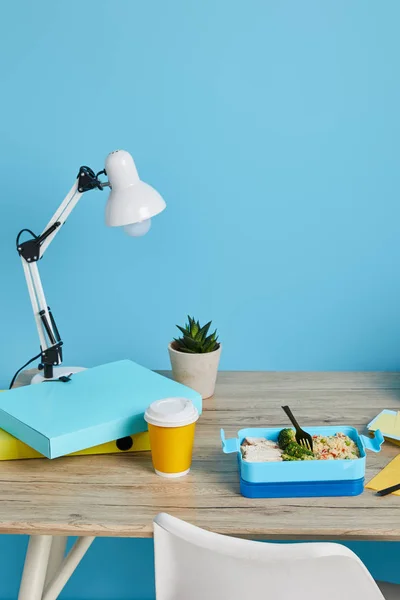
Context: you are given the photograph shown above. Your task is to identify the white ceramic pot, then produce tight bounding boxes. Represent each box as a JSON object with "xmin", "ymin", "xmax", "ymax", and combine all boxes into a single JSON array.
[{"xmin": 168, "ymin": 342, "xmax": 222, "ymax": 399}]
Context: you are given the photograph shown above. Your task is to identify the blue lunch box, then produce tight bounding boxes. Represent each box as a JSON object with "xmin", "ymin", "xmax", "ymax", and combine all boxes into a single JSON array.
[{"xmin": 221, "ymin": 426, "xmax": 384, "ymax": 498}]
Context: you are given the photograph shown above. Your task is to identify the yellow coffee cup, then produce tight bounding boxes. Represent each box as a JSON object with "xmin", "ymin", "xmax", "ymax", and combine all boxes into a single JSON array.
[{"xmin": 144, "ymin": 397, "xmax": 199, "ymax": 478}]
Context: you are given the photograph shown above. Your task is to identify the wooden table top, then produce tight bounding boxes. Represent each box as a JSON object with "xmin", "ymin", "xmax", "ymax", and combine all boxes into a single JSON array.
[{"xmin": 2, "ymin": 371, "xmax": 400, "ymax": 540}]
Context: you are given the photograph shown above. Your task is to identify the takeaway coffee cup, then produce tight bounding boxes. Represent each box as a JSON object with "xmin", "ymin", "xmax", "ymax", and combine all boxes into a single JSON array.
[{"xmin": 144, "ymin": 397, "xmax": 199, "ymax": 477}]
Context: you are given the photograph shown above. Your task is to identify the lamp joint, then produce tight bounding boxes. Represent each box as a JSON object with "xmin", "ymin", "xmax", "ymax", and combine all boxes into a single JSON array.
[
  {"xmin": 77, "ymin": 166, "xmax": 108, "ymax": 193},
  {"xmin": 16, "ymin": 223, "xmax": 61, "ymax": 262}
]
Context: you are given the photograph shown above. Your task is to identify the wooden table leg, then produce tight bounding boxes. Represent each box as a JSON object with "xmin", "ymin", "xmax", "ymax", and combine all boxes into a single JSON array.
[
  {"xmin": 44, "ymin": 537, "xmax": 67, "ymax": 586},
  {"xmin": 18, "ymin": 535, "xmax": 53, "ymax": 600},
  {"xmin": 18, "ymin": 535, "xmax": 95, "ymax": 600},
  {"xmin": 42, "ymin": 536, "xmax": 95, "ymax": 600}
]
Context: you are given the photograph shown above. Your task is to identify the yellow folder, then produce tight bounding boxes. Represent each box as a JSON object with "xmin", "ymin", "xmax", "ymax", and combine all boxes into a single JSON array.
[
  {"xmin": 0, "ymin": 427, "xmax": 150, "ymax": 460},
  {"xmin": 369, "ymin": 411, "xmax": 400, "ymax": 438}
]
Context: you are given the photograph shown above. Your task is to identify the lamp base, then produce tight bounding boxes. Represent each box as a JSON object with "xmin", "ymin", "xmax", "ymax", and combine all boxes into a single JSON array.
[{"xmin": 31, "ymin": 366, "xmax": 86, "ymax": 385}]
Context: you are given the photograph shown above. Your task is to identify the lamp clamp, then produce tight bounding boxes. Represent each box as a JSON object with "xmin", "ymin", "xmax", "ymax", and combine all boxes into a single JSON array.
[
  {"xmin": 39, "ymin": 342, "xmax": 64, "ymax": 379},
  {"xmin": 40, "ymin": 342, "xmax": 63, "ymax": 369}
]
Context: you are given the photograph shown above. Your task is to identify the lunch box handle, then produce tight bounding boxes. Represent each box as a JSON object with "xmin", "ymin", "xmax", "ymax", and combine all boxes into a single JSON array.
[
  {"xmin": 360, "ymin": 429, "xmax": 384, "ymax": 453},
  {"xmin": 220, "ymin": 429, "xmax": 239, "ymax": 454}
]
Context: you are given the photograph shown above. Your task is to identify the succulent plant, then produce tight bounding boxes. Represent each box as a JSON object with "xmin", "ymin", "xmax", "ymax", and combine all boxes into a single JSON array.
[{"xmin": 174, "ymin": 316, "xmax": 219, "ymax": 354}]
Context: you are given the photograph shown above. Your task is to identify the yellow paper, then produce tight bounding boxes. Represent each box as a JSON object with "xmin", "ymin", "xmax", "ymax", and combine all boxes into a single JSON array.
[
  {"xmin": 366, "ymin": 454, "xmax": 400, "ymax": 495},
  {"xmin": 369, "ymin": 412, "xmax": 400, "ymax": 438}
]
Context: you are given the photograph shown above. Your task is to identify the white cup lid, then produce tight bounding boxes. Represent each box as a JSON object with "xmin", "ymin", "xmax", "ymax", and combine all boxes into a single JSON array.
[{"xmin": 144, "ymin": 397, "xmax": 199, "ymax": 428}]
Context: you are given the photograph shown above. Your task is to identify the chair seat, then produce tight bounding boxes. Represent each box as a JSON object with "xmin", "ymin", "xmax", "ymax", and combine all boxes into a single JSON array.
[{"xmin": 377, "ymin": 582, "xmax": 400, "ymax": 599}]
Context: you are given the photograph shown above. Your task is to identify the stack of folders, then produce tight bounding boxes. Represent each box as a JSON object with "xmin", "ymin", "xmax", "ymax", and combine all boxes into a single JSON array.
[
  {"xmin": 0, "ymin": 426, "xmax": 151, "ymax": 460},
  {"xmin": 0, "ymin": 359, "xmax": 202, "ymax": 460}
]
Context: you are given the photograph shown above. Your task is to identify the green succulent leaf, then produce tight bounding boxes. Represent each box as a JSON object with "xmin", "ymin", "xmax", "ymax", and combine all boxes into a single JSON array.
[
  {"xmin": 204, "ymin": 330, "xmax": 216, "ymax": 345},
  {"xmin": 198, "ymin": 321, "xmax": 211, "ymax": 341},
  {"xmin": 176, "ymin": 325, "xmax": 189, "ymax": 337},
  {"xmin": 204, "ymin": 339, "xmax": 218, "ymax": 352},
  {"xmin": 179, "ymin": 347, "xmax": 197, "ymax": 353},
  {"xmin": 183, "ymin": 335, "xmax": 200, "ymax": 350}
]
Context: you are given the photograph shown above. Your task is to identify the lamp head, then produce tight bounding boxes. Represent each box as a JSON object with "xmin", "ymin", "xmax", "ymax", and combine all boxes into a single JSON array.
[{"xmin": 104, "ymin": 150, "xmax": 166, "ymax": 236}]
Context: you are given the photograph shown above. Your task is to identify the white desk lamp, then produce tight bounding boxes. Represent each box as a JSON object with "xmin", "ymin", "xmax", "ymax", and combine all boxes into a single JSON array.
[{"xmin": 14, "ymin": 150, "xmax": 166, "ymax": 385}]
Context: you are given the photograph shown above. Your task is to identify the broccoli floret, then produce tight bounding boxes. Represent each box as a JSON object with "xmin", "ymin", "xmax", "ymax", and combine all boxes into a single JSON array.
[
  {"xmin": 278, "ymin": 428, "xmax": 296, "ymax": 450},
  {"xmin": 285, "ymin": 441, "xmax": 313, "ymax": 459},
  {"xmin": 281, "ymin": 440, "xmax": 315, "ymax": 461},
  {"xmin": 281, "ymin": 453, "xmax": 300, "ymax": 461},
  {"xmin": 278, "ymin": 428, "xmax": 315, "ymax": 460}
]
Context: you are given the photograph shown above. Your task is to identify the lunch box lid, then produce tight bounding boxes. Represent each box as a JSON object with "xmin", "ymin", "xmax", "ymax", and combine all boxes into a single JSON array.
[{"xmin": 221, "ymin": 427, "xmax": 384, "ymax": 455}]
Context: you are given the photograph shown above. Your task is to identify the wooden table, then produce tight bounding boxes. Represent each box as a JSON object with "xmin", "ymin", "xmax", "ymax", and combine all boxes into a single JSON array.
[{"xmin": 7, "ymin": 372, "xmax": 400, "ymax": 599}]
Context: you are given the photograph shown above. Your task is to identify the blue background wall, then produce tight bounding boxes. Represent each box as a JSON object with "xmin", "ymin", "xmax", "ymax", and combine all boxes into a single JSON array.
[
  {"xmin": 1, "ymin": 0, "xmax": 400, "ymax": 598},
  {"xmin": 1, "ymin": 0, "xmax": 400, "ymax": 385}
]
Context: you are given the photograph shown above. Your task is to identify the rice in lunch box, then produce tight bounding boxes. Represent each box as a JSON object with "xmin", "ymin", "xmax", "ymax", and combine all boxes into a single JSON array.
[{"xmin": 312, "ymin": 432, "xmax": 359, "ymax": 460}]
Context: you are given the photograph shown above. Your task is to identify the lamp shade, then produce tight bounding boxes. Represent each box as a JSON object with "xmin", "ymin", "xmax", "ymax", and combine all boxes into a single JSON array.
[{"xmin": 104, "ymin": 150, "xmax": 166, "ymax": 227}]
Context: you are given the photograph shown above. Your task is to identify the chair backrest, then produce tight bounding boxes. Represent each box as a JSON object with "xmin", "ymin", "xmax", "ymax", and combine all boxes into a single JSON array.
[{"xmin": 153, "ymin": 513, "xmax": 384, "ymax": 600}]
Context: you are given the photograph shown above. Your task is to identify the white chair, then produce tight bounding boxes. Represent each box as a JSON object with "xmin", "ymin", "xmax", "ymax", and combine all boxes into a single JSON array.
[{"xmin": 154, "ymin": 513, "xmax": 399, "ymax": 600}]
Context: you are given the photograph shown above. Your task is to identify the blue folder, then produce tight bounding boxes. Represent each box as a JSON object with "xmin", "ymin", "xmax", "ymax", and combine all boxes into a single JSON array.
[{"xmin": 0, "ymin": 360, "xmax": 202, "ymax": 458}]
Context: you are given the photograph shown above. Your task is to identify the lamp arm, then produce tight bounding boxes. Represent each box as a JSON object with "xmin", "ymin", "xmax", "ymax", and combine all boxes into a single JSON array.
[
  {"xmin": 21, "ymin": 257, "xmax": 63, "ymax": 378},
  {"xmin": 16, "ymin": 181, "xmax": 83, "ymax": 378},
  {"xmin": 16, "ymin": 166, "xmax": 109, "ymax": 379},
  {"xmin": 39, "ymin": 181, "xmax": 82, "ymax": 256},
  {"xmin": 38, "ymin": 166, "xmax": 109, "ymax": 257}
]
